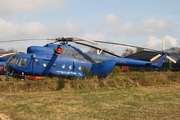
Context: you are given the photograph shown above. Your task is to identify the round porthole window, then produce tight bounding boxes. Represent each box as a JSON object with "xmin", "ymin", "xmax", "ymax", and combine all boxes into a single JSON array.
[
  {"xmin": 69, "ymin": 65, "xmax": 73, "ymax": 69},
  {"xmin": 78, "ymin": 66, "xmax": 82, "ymax": 70},
  {"xmin": 53, "ymin": 64, "xmax": 56, "ymax": 67},
  {"xmin": 62, "ymin": 64, "xmax": 66, "ymax": 69},
  {"xmin": 43, "ymin": 63, "xmax": 47, "ymax": 67}
]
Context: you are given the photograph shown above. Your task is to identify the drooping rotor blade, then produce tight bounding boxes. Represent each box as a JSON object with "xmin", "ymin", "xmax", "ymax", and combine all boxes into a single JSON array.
[
  {"xmin": 150, "ymin": 54, "xmax": 162, "ymax": 62},
  {"xmin": 166, "ymin": 56, "xmax": 176, "ymax": 64},
  {"xmin": 0, "ymin": 38, "xmax": 54, "ymax": 43},
  {"xmin": 75, "ymin": 41, "xmax": 122, "ymax": 58},
  {"xmin": 0, "ymin": 53, "xmax": 16, "ymax": 58},
  {"xmin": 92, "ymin": 40, "xmax": 161, "ymax": 52},
  {"xmin": 72, "ymin": 37, "xmax": 99, "ymax": 45}
]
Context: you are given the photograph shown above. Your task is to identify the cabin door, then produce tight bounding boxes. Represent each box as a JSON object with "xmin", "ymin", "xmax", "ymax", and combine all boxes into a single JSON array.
[{"xmin": 32, "ymin": 59, "xmax": 45, "ymax": 75}]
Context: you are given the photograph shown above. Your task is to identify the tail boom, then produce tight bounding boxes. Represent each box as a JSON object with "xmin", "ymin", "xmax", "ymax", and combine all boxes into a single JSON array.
[{"xmin": 114, "ymin": 53, "xmax": 168, "ymax": 68}]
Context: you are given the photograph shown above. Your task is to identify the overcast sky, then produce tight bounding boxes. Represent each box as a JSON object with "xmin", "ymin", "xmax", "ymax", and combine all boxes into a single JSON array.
[{"xmin": 0, "ymin": 0, "xmax": 179, "ymax": 54}]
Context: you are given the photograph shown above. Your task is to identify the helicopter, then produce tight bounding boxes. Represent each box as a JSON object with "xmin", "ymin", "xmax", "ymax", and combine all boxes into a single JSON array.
[{"xmin": 1, "ymin": 37, "xmax": 176, "ymax": 79}]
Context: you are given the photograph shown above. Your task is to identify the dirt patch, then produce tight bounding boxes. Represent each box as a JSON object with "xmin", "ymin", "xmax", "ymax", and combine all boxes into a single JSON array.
[{"xmin": 0, "ymin": 113, "xmax": 11, "ymax": 120}]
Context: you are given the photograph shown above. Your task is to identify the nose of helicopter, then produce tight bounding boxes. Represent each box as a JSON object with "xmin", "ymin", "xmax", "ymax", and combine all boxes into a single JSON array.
[
  {"xmin": 4, "ymin": 55, "xmax": 18, "ymax": 73},
  {"xmin": 4, "ymin": 53, "xmax": 33, "ymax": 76},
  {"xmin": 4, "ymin": 62, "xmax": 11, "ymax": 73}
]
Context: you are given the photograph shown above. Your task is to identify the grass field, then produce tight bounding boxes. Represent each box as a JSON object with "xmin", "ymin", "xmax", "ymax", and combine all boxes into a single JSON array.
[{"xmin": 0, "ymin": 71, "xmax": 180, "ymax": 120}]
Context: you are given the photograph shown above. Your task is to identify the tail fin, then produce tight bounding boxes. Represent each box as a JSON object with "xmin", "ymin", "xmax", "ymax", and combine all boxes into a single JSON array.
[{"xmin": 151, "ymin": 53, "xmax": 167, "ymax": 68}]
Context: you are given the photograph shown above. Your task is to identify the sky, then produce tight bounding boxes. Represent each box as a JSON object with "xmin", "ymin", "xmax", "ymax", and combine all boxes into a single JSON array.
[{"xmin": 0, "ymin": 0, "xmax": 180, "ymax": 55}]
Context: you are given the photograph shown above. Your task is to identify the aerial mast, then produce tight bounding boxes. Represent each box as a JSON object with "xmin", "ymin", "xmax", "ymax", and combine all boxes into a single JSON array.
[{"xmin": 162, "ymin": 37, "xmax": 165, "ymax": 52}]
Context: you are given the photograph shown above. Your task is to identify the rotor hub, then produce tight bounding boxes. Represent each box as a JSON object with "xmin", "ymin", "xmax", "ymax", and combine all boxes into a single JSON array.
[{"xmin": 55, "ymin": 37, "xmax": 73, "ymax": 44}]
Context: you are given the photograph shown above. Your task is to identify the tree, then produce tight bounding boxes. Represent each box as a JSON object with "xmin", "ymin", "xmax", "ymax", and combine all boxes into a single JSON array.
[
  {"xmin": 166, "ymin": 47, "xmax": 180, "ymax": 53},
  {"xmin": 7, "ymin": 48, "xmax": 17, "ymax": 53},
  {"xmin": 135, "ymin": 47, "xmax": 144, "ymax": 53},
  {"xmin": 88, "ymin": 48, "xmax": 97, "ymax": 54},
  {"xmin": 0, "ymin": 48, "xmax": 5, "ymax": 53},
  {"xmin": 121, "ymin": 48, "xmax": 134, "ymax": 57},
  {"xmin": 0, "ymin": 48, "xmax": 17, "ymax": 58}
]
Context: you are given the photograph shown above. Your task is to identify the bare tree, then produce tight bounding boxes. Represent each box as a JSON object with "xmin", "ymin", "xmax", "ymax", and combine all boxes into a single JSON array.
[
  {"xmin": 166, "ymin": 47, "xmax": 180, "ymax": 53},
  {"xmin": 88, "ymin": 48, "xmax": 97, "ymax": 54},
  {"xmin": 0, "ymin": 48, "xmax": 5, "ymax": 53},
  {"xmin": 121, "ymin": 48, "xmax": 134, "ymax": 57},
  {"xmin": 7, "ymin": 48, "xmax": 17, "ymax": 53},
  {"xmin": 135, "ymin": 47, "xmax": 144, "ymax": 53}
]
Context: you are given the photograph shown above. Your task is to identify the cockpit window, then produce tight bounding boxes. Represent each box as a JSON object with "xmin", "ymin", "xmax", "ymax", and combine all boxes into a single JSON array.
[
  {"xmin": 8, "ymin": 56, "xmax": 20, "ymax": 66},
  {"xmin": 18, "ymin": 58, "xmax": 27, "ymax": 67}
]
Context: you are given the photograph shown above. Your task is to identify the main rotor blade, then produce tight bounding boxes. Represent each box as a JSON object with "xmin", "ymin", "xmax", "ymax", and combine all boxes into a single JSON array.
[
  {"xmin": 93, "ymin": 40, "xmax": 161, "ymax": 52},
  {"xmin": 0, "ymin": 39, "xmax": 54, "ymax": 43},
  {"xmin": 75, "ymin": 41, "xmax": 122, "ymax": 58},
  {"xmin": 71, "ymin": 37, "xmax": 99, "ymax": 45},
  {"xmin": 0, "ymin": 53, "xmax": 16, "ymax": 58}
]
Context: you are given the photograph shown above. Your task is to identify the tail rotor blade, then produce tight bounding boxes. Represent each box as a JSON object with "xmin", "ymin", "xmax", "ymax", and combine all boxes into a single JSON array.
[
  {"xmin": 150, "ymin": 54, "xmax": 161, "ymax": 62},
  {"xmin": 166, "ymin": 56, "xmax": 176, "ymax": 64}
]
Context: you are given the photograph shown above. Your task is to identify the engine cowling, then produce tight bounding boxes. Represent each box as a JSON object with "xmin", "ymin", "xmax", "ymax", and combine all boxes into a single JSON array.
[{"xmin": 90, "ymin": 60, "xmax": 116, "ymax": 78}]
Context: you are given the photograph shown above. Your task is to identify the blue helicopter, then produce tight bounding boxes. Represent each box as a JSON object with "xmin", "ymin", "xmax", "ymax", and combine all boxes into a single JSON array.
[{"xmin": 2, "ymin": 37, "xmax": 176, "ymax": 78}]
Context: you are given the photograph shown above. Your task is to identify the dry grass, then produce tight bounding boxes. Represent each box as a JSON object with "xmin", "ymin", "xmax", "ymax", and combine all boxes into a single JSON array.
[
  {"xmin": 0, "ymin": 71, "xmax": 180, "ymax": 92},
  {"xmin": 0, "ymin": 71, "xmax": 180, "ymax": 120},
  {"xmin": 0, "ymin": 85, "xmax": 180, "ymax": 120}
]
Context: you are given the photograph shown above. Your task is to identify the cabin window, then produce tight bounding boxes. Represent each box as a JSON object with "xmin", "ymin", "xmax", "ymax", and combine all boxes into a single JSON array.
[{"xmin": 18, "ymin": 58, "xmax": 27, "ymax": 67}]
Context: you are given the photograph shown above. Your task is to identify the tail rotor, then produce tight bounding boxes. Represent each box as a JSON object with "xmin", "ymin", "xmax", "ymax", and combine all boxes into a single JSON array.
[{"xmin": 150, "ymin": 53, "xmax": 176, "ymax": 64}]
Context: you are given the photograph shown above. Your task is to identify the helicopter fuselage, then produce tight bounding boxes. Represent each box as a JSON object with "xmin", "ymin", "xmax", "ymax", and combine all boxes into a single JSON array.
[{"xmin": 4, "ymin": 43, "xmax": 167, "ymax": 78}]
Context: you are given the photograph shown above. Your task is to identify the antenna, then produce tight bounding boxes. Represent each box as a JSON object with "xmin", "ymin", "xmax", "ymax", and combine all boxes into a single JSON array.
[{"xmin": 162, "ymin": 37, "xmax": 165, "ymax": 51}]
